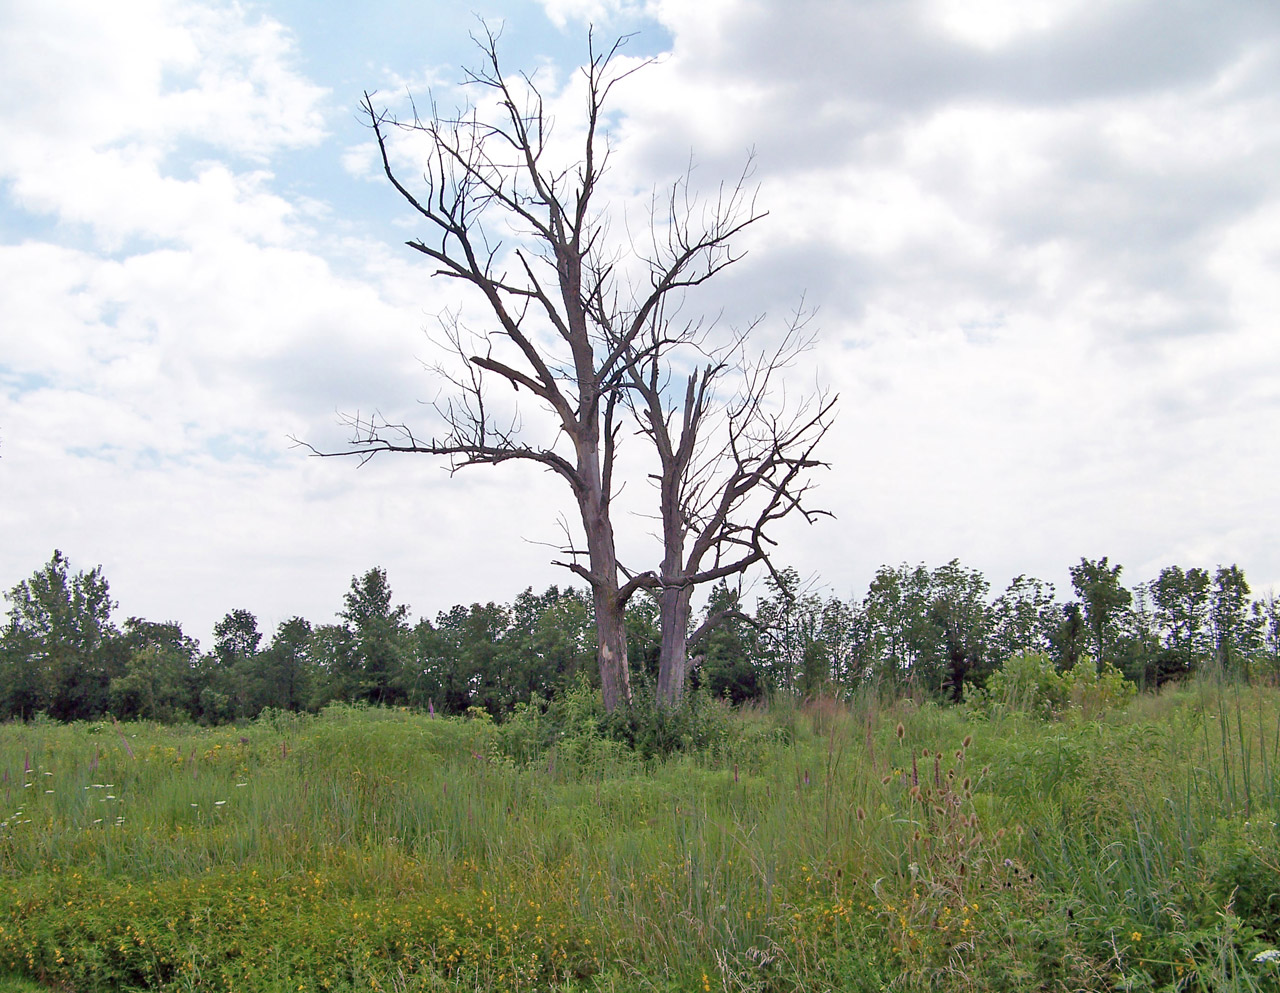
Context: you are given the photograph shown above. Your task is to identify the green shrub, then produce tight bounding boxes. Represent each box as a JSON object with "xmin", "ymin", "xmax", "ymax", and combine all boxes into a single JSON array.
[
  {"xmin": 600, "ymin": 685, "xmax": 735, "ymax": 761},
  {"xmin": 973, "ymin": 651, "xmax": 1135, "ymax": 720}
]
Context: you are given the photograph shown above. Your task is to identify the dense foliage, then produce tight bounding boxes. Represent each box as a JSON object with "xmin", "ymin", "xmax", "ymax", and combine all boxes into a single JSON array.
[{"xmin": 1, "ymin": 551, "xmax": 1279, "ymax": 726}]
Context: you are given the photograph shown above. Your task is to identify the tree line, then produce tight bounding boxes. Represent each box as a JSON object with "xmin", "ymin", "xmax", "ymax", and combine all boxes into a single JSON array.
[{"xmin": 2, "ymin": 550, "xmax": 1276, "ymax": 724}]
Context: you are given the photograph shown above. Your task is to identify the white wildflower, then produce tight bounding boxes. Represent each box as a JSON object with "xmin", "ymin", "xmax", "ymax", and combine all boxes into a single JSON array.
[{"xmin": 1255, "ymin": 949, "xmax": 1280, "ymax": 964}]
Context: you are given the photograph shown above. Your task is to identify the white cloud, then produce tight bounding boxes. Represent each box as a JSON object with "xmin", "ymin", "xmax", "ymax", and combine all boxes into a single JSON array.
[
  {"xmin": 0, "ymin": 0, "xmax": 327, "ymax": 244},
  {"xmin": 926, "ymin": 0, "xmax": 1092, "ymax": 50},
  {"xmin": 536, "ymin": 0, "xmax": 657, "ymax": 31},
  {"xmin": 5, "ymin": 0, "xmax": 1280, "ymax": 646}
]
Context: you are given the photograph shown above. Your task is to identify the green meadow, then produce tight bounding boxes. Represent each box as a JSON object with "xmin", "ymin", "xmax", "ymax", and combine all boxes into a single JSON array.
[{"xmin": 2, "ymin": 680, "xmax": 1279, "ymax": 992}]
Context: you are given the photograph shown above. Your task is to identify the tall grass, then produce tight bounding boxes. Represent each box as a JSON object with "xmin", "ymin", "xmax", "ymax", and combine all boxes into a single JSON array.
[{"xmin": 1, "ymin": 681, "xmax": 1278, "ymax": 992}]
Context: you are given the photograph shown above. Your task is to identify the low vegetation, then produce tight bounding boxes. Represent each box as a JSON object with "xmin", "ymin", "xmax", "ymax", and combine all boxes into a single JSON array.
[{"xmin": 3, "ymin": 676, "xmax": 1279, "ymax": 991}]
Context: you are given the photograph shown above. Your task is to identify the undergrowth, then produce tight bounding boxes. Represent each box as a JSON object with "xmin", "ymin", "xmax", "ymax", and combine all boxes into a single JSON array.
[{"xmin": 0, "ymin": 678, "xmax": 1278, "ymax": 991}]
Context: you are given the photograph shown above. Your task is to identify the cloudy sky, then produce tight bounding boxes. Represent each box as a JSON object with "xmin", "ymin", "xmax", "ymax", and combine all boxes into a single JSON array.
[{"xmin": 3, "ymin": 0, "xmax": 1279, "ymax": 644}]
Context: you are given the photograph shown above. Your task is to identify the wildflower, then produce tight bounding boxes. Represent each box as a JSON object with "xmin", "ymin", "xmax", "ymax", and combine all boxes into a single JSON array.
[
  {"xmin": 1255, "ymin": 949, "xmax": 1280, "ymax": 964},
  {"xmin": 1131, "ymin": 931, "xmax": 1142, "ymax": 942},
  {"xmin": 896, "ymin": 722, "xmax": 905, "ymax": 740}
]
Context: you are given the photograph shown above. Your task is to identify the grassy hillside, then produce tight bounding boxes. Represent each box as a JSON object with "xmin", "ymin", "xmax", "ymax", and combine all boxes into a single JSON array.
[{"xmin": 1, "ymin": 681, "xmax": 1278, "ymax": 992}]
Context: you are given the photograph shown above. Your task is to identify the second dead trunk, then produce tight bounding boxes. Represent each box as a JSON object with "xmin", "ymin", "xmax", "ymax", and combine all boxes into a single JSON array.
[{"xmin": 656, "ymin": 584, "xmax": 694, "ymax": 708}]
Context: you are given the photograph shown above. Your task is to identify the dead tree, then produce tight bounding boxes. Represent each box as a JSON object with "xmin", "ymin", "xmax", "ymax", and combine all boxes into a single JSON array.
[
  {"xmin": 304, "ymin": 29, "xmax": 767, "ymax": 712},
  {"xmin": 618, "ymin": 306, "xmax": 836, "ymax": 707}
]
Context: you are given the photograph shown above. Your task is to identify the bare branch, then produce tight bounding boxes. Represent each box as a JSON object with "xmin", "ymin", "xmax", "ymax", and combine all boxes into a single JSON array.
[{"xmin": 305, "ymin": 27, "xmax": 836, "ymax": 711}]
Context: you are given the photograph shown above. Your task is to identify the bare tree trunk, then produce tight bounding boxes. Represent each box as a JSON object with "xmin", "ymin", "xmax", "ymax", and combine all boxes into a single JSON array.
[
  {"xmin": 656, "ymin": 584, "xmax": 694, "ymax": 707},
  {"xmin": 580, "ymin": 465, "xmax": 631, "ymax": 710},
  {"xmin": 594, "ymin": 587, "xmax": 631, "ymax": 712}
]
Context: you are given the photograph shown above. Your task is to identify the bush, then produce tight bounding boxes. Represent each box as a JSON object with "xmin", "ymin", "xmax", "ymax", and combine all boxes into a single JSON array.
[
  {"xmin": 600, "ymin": 687, "xmax": 733, "ymax": 760},
  {"xmin": 495, "ymin": 675, "xmax": 633, "ymax": 774},
  {"xmin": 972, "ymin": 651, "xmax": 1135, "ymax": 720},
  {"xmin": 496, "ymin": 676, "xmax": 740, "ymax": 765}
]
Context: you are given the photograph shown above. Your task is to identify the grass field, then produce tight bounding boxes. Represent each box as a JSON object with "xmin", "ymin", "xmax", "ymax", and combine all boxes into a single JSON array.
[{"xmin": 1, "ymin": 679, "xmax": 1279, "ymax": 992}]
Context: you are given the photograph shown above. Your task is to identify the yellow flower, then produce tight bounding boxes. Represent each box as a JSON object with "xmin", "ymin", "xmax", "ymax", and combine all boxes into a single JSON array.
[{"xmin": 1131, "ymin": 931, "xmax": 1142, "ymax": 942}]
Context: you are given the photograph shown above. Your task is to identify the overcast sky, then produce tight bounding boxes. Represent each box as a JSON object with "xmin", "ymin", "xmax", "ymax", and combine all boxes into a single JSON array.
[{"xmin": 3, "ymin": 0, "xmax": 1279, "ymax": 645}]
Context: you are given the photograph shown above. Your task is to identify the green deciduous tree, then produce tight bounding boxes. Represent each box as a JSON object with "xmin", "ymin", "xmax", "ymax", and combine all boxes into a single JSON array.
[
  {"xmin": 0, "ymin": 550, "xmax": 120, "ymax": 721},
  {"xmin": 340, "ymin": 568, "xmax": 411, "ymax": 706},
  {"xmin": 1069, "ymin": 557, "xmax": 1132, "ymax": 664},
  {"xmin": 1210, "ymin": 564, "xmax": 1261, "ymax": 674},
  {"xmin": 199, "ymin": 608, "xmax": 263, "ymax": 722},
  {"xmin": 695, "ymin": 581, "xmax": 763, "ymax": 704},
  {"xmin": 1257, "ymin": 593, "xmax": 1280, "ymax": 679},
  {"xmin": 753, "ymin": 568, "xmax": 821, "ymax": 694},
  {"xmin": 255, "ymin": 617, "xmax": 318, "ymax": 713},
  {"xmin": 861, "ymin": 563, "xmax": 933, "ymax": 686},
  {"xmin": 1111, "ymin": 581, "xmax": 1162, "ymax": 685},
  {"xmin": 924, "ymin": 560, "xmax": 991, "ymax": 703},
  {"xmin": 497, "ymin": 586, "xmax": 595, "ymax": 708},
  {"xmin": 988, "ymin": 575, "xmax": 1059, "ymax": 664},
  {"xmin": 1151, "ymin": 565, "xmax": 1211, "ymax": 681},
  {"xmin": 1051, "ymin": 602, "xmax": 1088, "ymax": 671},
  {"xmin": 109, "ymin": 618, "xmax": 199, "ymax": 721}
]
